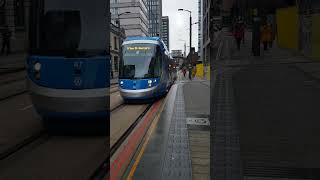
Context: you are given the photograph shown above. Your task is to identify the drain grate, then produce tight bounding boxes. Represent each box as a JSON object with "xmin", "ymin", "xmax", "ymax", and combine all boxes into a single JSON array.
[{"xmin": 186, "ymin": 117, "xmax": 210, "ymax": 126}]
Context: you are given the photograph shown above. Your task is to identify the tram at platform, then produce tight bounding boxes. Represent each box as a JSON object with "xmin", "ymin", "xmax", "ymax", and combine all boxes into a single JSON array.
[{"xmin": 27, "ymin": 0, "xmax": 109, "ymax": 132}]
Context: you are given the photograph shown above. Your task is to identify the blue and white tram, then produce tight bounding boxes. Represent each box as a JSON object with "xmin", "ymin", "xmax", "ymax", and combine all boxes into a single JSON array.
[
  {"xmin": 119, "ymin": 37, "xmax": 174, "ymax": 101},
  {"xmin": 27, "ymin": 0, "xmax": 109, "ymax": 131}
]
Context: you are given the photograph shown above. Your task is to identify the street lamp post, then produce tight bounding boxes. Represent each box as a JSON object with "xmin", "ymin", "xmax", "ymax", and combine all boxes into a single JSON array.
[
  {"xmin": 116, "ymin": 11, "xmax": 131, "ymax": 32},
  {"xmin": 116, "ymin": 11, "xmax": 131, "ymax": 51},
  {"xmin": 178, "ymin": 9, "xmax": 192, "ymax": 57},
  {"xmin": 112, "ymin": 11, "xmax": 131, "ymax": 79}
]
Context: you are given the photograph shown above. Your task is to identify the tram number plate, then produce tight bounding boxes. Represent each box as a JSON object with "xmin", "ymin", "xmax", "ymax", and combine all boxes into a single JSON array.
[
  {"xmin": 74, "ymin": 61, "xmax": 83, "ymax": 69},
  {"xmin": 74, "ymin": 77, "xmax": 82, "ymax": 86}
]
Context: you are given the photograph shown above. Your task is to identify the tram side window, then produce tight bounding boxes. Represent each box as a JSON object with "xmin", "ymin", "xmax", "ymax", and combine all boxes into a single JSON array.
[{"xmin": 154, "ymin": 46, "xmax": 162, "ymax": 77}]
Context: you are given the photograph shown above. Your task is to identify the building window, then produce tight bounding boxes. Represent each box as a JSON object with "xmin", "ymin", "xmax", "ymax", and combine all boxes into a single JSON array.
[
  {"xmin": 114, "ymin": 36, "xmax": 118, "ymax": 50},
  {"xmin": 14, "ymin": 0, "xmax": 25, "ymax": 29},
  {"xmin": 114, "ymin": 56, "xmax": 118, "ymax": 72},
  {"xmin": 110, "ymin": 55, "xmax": 113, "ymax": 70},
  {"xmin": 0, "ymin": 0, "xmax": 5, "ymax": 25}
]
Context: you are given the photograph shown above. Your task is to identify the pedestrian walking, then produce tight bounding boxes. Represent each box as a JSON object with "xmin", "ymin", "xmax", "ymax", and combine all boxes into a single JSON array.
[
  {"xmin": 241, "ymin": 22, "xmax": 246, "ymax": 44},
  {"xmin": 192, "ymin": 66, "xmax": 197, "ymax": 78},
  {"xmin": 188, "ymin": 64, "xmax": 192, "ymax": 80},
  {"xmin": 260, "ymin": 22, "xmax": 272, "ymax": 51},
  {"xmin": 268, "ymin": 23, "xmax": 274, "ymax": 48},
  {"xmin": 192, "ymin": 67, "xmax": 195, "ymax": 78},
  {"xmin": 182, "ymin": 67, "xmax": 186, "ymax": 78},
  {"xmin": 1, "ymin": 25, "xmax": 12, "ymax": 55},
  {"xmin": 233, "ymin": 20, "xmax": 244, "ymax": 50}
]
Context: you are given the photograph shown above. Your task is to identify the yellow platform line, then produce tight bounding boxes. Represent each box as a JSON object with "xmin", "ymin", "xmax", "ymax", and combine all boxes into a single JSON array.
[{"xmin": 126, "ymin": 89, "xmax": 170, "ymax": 180}]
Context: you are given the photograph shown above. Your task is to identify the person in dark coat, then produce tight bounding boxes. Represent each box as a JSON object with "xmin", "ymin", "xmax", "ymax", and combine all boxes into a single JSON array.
[
  {"xmin": 182, "ymin": 67, "xmax": 186, "ymax": 77},
  {"xmin": 188, "ymin": 64, "xmax": 192, "ymax": 80},
  {"xmin": 260, "ymin": 22, "xmax": 272, "ymax": 51},
  {"xmin": 1, "ymin": 25, "xmax": 11, "ymax": 55},
  {"xmin": 233, "ymin": 21, "xmax": 244, "ymax": 50}
]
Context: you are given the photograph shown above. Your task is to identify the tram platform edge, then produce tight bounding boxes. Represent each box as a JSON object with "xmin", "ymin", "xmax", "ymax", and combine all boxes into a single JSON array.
[{"xmin": 122, "ymin": 82, "xmax": 197, "ymax": 180}]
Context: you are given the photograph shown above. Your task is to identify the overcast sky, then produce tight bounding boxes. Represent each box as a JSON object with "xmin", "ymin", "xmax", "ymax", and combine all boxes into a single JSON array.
[{"xmin": 162, "ymin": 0, "xmax": 199, "ymax": 54}]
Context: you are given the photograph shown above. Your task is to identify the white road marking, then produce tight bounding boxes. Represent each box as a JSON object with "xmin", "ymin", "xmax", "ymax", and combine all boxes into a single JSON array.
[{"xmin": 20, "ymin": 105, "xmax": 33, "ymax": 111}]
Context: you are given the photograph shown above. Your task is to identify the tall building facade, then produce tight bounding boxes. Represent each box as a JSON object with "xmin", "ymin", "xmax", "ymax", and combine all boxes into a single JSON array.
[
  {"xmin": 147, "ymin": 0, "xmax": 162, "ymax": 37},
  {"xmin": 0, "ymin": 0, "xmax": 31, "ymax": 52},
  {"xmin": 111, "ymin": 0, "xmax": 149, "ymax": 37},
  {"xmin": 161, "ymin": 16, "xmax": 169, "ymax": 50},
  {"xmin": 171, "ymin": 50, "xmax": 184, "ymax": 66},
  {"xmin": 202, "ymin": 0, "xmax": 212, "ymax": 67},
  {"xmin": 198, "ymin": 0, "xmax": 203, "ymax": 61},
  {"xmin": 171, "ymin": 50, "xmax": 183, "ymax": 58},
  {"xmin": 110, "ymin": 22, "xmax": 125, "ymax": 79}
]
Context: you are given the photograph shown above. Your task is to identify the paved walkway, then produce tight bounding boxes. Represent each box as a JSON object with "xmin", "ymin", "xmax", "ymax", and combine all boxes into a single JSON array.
[
  {"xmin": 111, "ymin": 78, "xmax": 118, "ymax": 85},
  {"xmin": 122, "ymin": 72, "xmax": 210, "ymax": 180},
  {"xmin": 0, "ymin": 53, "xmax": 26, "ymax": 74},
  {"xmin": 211, "ymin": 30, "xmax": 320, "ymax": 179},
  {"xmin": 181, "ymin": 73, "xmax": 210, "ymax": 180}
]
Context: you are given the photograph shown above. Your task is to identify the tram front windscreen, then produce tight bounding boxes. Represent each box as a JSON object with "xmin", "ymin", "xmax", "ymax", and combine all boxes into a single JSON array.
[{"xmin": 29, "ymin": 0, "xmax": 108, "ymax": 57}]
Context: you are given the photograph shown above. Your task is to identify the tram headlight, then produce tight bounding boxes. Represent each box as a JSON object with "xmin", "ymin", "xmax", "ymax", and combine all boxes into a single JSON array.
[
  {"xmin": 33, "ymin": 62, "xmax": 41, "ymax": 72},
  {"xmin": 148, "ymin": 80, "xmax": 152, "ymax": 87},
  {"xmin": 120, "ymin": 81, "xmax": 124, "ymax": 86}
]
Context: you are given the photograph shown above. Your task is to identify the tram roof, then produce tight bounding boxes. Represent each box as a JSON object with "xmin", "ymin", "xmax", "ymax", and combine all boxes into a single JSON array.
[
  {"xmin": 123, "ymin": 36, "xmax": 169, "ymax": 53},
  {"xmin": 125, "ymin": 36, "xmax": 161, "ymax": 41}
]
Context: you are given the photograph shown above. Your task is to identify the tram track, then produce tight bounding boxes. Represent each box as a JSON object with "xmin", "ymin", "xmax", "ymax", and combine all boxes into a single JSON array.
[
  {"xmin": 0, "ymin": 130, "xmax": 47, "ymax": 161},
  {"xmin": 0, "ymin": 127, "xmax": 108, "ymax": 179},
  {"xmin": 8, "ymin": 103, "xmax": 127, "ymax": 179},
  {"xmin": 91, "ymin": 103, "xmax": 152, "ymax": 179},
  {"xmin": 110, "ymin": 90, "xmax": 119, "ymax": 94},
  {"xmin": 0, "ymin": 95, "xmax": 123, "ymax": 179},
  {"xmin": 0, "ymin": 71, "xmax": 28, "ymax": 102},
  {"xmin": 0, "ymin": 67, "xmax": 25, "ymax": 76},
  {"xmin": 110, "ymin": 84, "xmax": 119, "ymax": 94},
  {"xmin": 0, "ymin": 95, "xmax": 111, "ymax": 179},
  {"xmin": 109, "ymin": 104, "xmax": 152, "ymax": 158},
  {"xmin": 0, "ymin": 76, "xmax": 26, "ymax": 86},
  {"xmin": 0, "ymin": 83, "xmax": 121, "ymax": 162},
  {"xmin": 0, "ymin": 82, "xmax": 136, "ymax": 179},
  {"xmin": 0, "ymin": 89, "xmax": 28, "ymax": 102}
]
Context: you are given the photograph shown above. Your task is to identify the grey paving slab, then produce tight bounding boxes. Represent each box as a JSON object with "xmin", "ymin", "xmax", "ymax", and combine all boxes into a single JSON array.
[
  {"xmin": 161, "ymin": 85, "xmax": 192, "ymax": 180},
  {"xmin": 211, "ymin": 30, "xmax": 320, "ymax": 179},
  {"xmin": 211, "ymin": 69, "xmax": 242, "ymax": 180},
  {"xmin": 111, "ymin": 78, "xmax": 118, "ymax": 84},
  {"xmin": 125, "ymin": 84, "xmax": 192, "ymax": 180},
  {"xmin": 189, "ymin": 129, "xmax": 210, "ymax": 180},
  {"xmin": 0, "ymin": 53, "xmax": 26, "ymax": 73},
  {"xmin": 233, "ymin": 64, "xmax": 320, "ymax": 176},
  {"xmin": 180, "ymin": 73, "xmax": 211, "ymax": 180},
  {"xmin": 183, "ymin": 81, "xmax": 210, "ymax": 117},
  {"xmin": 0, "ymin": 93, "xmax": 42, "ymax": 154}
]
